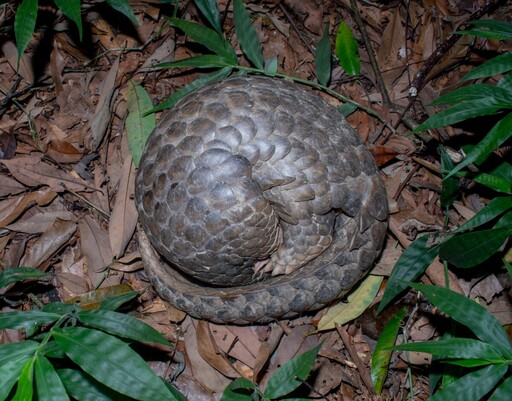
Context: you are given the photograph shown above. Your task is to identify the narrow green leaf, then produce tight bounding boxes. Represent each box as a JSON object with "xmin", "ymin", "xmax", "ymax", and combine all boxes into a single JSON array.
[
  {"xmin": 168, "ymin": 17, "xmax": 236, "ymax": 63},
  {"xmin": 12, "ymin": 358, "xmax": 35, "ymax": 401},
  {"xmin": 104, "ymin": 0, "xmax": 140, "ymax": 26},
  {"xmin": 315, "ymin": 23, "xmax": 332, "ymax": 87},
  {"xmin": 157, "ymin": 54, "xmax": 234, "ymax": 69},
  {"xmin": 392, "ymin": 338, "xmax": 503, "ymax": 361},
  {"xmin": 54, "ymin": 0, "xmax": 82, "ymax": 41},
  {"xmin": 263, "ymin": 343, "xmax": 322, "ymax": 399},
  {"xmin": 126, "ymin": 80, "xmax": 156, "ymax": 167},
  {"xmin": 0, "ymin": 267, "xmax": 50, "ymax": 288},
  {"xmin": 58, "ymin": 368, "xmax": 134, "ymax": 401},
  {"xmin": 410, "ymin": 283, "xmax": 512, "ymax": 358},
  {"xmin": 335, "ymin": 21, "xmax": 360, "ymax": 76},
  {"xmin": 34, "ymin": 355, "xmax": 70, "ymax": 401},
  {"xmin": 77, "ymin": 309, "xmax": 172, "ymax": 347},
  {"xmin": 193, "ymin": 0, "xmax": 222, "ymax": 35},
  {"xmin": 453, "ymin": 197, "xmax": 512, "ymax": 234},
  {"xmin": 468, "ymin": 171, "xmax": 512, "ymax": 193},
  {"xmin": 431, "ymin": 84, "xmax": 512, "ymax": 106},
  {"xmin": 220, "ymin": 377, "xmax": 257, "ymax": 401},
  {"xmin": 440, "ymin": 227, "xmax": 512, "ymax": 268},
  {"xmin": 457, "ymin": 19, "xmax": 512, "ymax": 40},
  {"xmin": 371, "ymin": 307, "xmax": 407, "ymax": 394},
  {"xmin": 42, "ymin": 302, "xmax": 77, "ymax": 315},
  {"xmin": 0, "ymin": 341, "xmax": 38, "ymax": 401},
  {"xmin": 440, "ymin": 146, "xmax": 459, "ymax": 209},
  {"xmin": 53, "ymin": 326, "xmax": 179, "ymax": 401},
  {"xmin": 233, "ymin": 0, "xmax": 263, "ymax": 69},
  {"xmin": 0, "ymin": 311, "xmax": 61, "ymax": 330},
  {"xmin": 14, "ymin": 0, "xmax": 38, "ymax": 62},
  {"xmin": 377, "ymin": 235, "xmax": 439, "ymax": 313},
  {"xmin": 446, "ymin": 112, "xmax": 512, "ymax": 179},
  {"xmin": 488, "ymin": 374, "xmax": 512, "ymax": 401},
  {"xmin": 463, "ymin": 53, "xmax": 512, "ymax": 80},
  {"xmin": 338, "ymin": 102, "xmax": 358, "ymax": 117},
  {"xmin": 264, "ymin": 56, "xmax": 278, "ymax": 75},
  {"xmin": 98, "ymin": 291, "xmax": 140, "ymax": 311},
  {"xmin": 443, "ymin": 358, "xmax": 504, "ymax": 368},
  {"xmin": 498, "ymin": 73, "xmax": 512, "ymax": 91},
  {"xmin": 429, "ymin": 364, "xmax": 507, "ymax": 401},
  {"xmin": 150, "ymin": 67, "xmax": 232, "ymax": 112}
]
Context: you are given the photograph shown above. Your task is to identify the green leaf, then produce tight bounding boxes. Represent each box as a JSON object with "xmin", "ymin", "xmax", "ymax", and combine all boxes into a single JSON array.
[
  {"xmin": 54, "ymin": 0, "xmax": 82, "ymax": 41},
  {"xmin": 457, "ymin": 19, "xmax": 512, "ymax": 40},
  {"xmin": 409, "ymin": 283, "xmax": 512, "ymax": 359},
  {"xmin": 0, "ymin": 341, "xmax": 39, "ymax": 401},
  {"xmin": 233, "ymin": 0, "xmax": 263, "ymax": 69},
  {"xmin": 0, "ymin": 311, "xmax": 61, "ymax": 330},
  {"xmin": 429, "ymin": 364, "xmax": 507, "ymax": 401},
  {"xmin": 0, "ymin": 267, "xmax": 50, "ymax": 288},
  {"xmin": 263, "ymin": 343, "xmax": 322, "ymax": 399},
  {"xmin": 58, "ymin": 368, "xmax": 134, "ymax": 401},
  {"xmin": 34, "ymin": 355, "xmax": 70, "ymax": 401},
  {"xmin": 315, "ymin": 23, "xmax": 331, "ymax": 87},
  {"xmin": 371, "ymin": 307, "xmax": 407, "ymax": 394},
  {"xmin": 105, "ymin": 0, "xmax": 140, "ymax": 26},
  {"xmin": 12, "ymin": 357, "xmax": 35, "ymax": 401},
  {"xmin": 440, "ymin": 227, "xmax": 512, "ymax": 268},
  {"xmin": 463, "ymin": 53, "xmax": 512, "ymax": 80},
  {"xmin": 157, "ymin": 54, "xmax": 234, "ymax": 69},
  {"xmin": 335, "ymin": 21, "xmax": 360, "ymax": 76},
  {"xmin": 42, "ymin": 302, "xmax": 77, "ymax": 315},
  {"xmin": 265, "ymin": 56, "xmax": 278, "ymax": 75},
  {"xmin": 488, "ymin": 374, "xmax": 512, "ymax": 401},
  {"xmin": 377, "ymin": 235, "xmax": 439, "ymax": 313},
  {"xmin": 76, "ymin": 309, "xmax": 172, "ymax": 347},
  {"xmin": 193, "ymin": 0, "xmax": 222, "ymax": 35},
  {"xmin": 168, "ymin": 17, "xmax": 236, "ymax": 63},
  {"xmin": 430, "ymin": 84, "xmax": 512, "ymax": 106},
  {"xmin": 98, "ymin": 291, "xmax": 140, "ymax": 311},
  {"xmin": 453, "ymin": 197, "xmax": 512, "ymax": 234},
  {"xmin": 150, "ymin": 67, "xmax": 232, "ymax": 112},
  {"xmin": 498, "ymin": 72, "xmax": 512, "ymax": 91},
  {"xmin": 467, "ymin": 171, "xmax": 512, "ymax": 194},
  {"xmin": 14, "ymin": 0, "xmax": 38, "ymax": 62},
  {"xmin": 126, "ymin": 80, "xmax": 156, "ymax": 167},
  {"xmin": 392, "ymin": 338, "xmax": 503, "ymax": 362},
  {"xmin": 445, "ymin": 112, "xmax": 512, "ymax": 179},
  {"xmin": 52, "ymin": 326, "xmax": 179, "ymax": 401},
  {"xmin": 440, "ymin": 146, "xmax": 459, "ymax": 209},
  {"xmin": 220, "ymin": 377, "xmax": 257, "ymax": 401}
]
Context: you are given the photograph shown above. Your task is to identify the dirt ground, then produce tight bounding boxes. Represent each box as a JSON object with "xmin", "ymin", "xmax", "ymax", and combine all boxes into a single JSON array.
[{"xmin": 1, "ymin": 0, "xmax": 511, "ymax": 400}]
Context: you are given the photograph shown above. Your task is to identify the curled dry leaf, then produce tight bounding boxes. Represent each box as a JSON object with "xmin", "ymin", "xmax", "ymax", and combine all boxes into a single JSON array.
[
  {"xmin": 0, "ymin": 188, "xmax": 57, "ymax": 228},
  {"xmin": 6, "ymin": 210, "xmax": 77, "ymax": 234}
]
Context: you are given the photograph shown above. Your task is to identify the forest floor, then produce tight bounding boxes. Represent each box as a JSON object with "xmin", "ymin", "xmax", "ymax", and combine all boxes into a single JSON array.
[{"xmin": 1, "ymin": 0, "xmax": 511, "ymax": 400}]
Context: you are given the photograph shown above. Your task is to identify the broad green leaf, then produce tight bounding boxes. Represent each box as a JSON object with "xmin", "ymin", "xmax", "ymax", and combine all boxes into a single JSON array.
[
  {"xmin": 126, "ymin": 80, "xmax": 156, "ymax": 167},
  {"xmin": 429, "ymin": 363, "xmax": 507, "ymax": 401},
  {"xmin": 220, "ymin": 377, "xmax": 257, "ymax": 401},
  {"xmin": 150, "ymin": 67, "xmax": 232, "ymax": 112},
  {"xmin": 430, "ymin": 84, "xmax": 512, "ymax": 106},
  {"xmin": 0, "ymin": 267, "xmax": 50, "ymax": 288},
  {"xmin": 488, "ymin": 374, "xmax": 512, "ymax": 401},
  {"xmin": 76, "ymin": 309, "xmax": 172, "ymax": 347},
  {"xmin": 264, "ymin": 56, "xmax": 278, "ymax": 75},
  {"xmin": 498, "ymin": 72, "xmax": 512, "ymax": 91},
  {"xmin": 463, "ymin": 53, "xmax": 512, "ymax": 80},
  {"xmin": 371, "ymin": 307, "xmax": 407, "ymax": 394},
  {"xmin": 233, "ymin": 0, "xmax": 263, "ymax": 69},
  {"xmin": 317, "ymin": 275, "xmax": 383, "ymax": 331},
  {"xmin": 443, "ymin": 358, "xmax": 505, "ymax": 368},
  {"xmin": 468, "ymin": 171, "xmax": 512, "ymax": 193},
  {"xmin": 53, "ymin": 326, "xmax": 178, "ymax": 401},
  {"xmin": 446, "ymin": 112, "xmax": 512, "ymax": 179},
  {"xmin": 315, "ymin": 23, "xmax": 331, "ymax": 87},
  {"xmin": 392, "ymin": 338, "xmax": 503, "ymax": 362},
  {"xmin": 58, "ymin": 368, "xmax": 135, "ymax": 401},
  {"xmin": 54, "ymin": 0, "xmax": 82, "ymax": 41},
  {"xmin": 457, "ymin": 19, "xmax": 512, "ymax": 40},
  {"xmin": 338, "ymin": 101, "xmax": 358, "ymax": 117},
  {"xmin": 453, "ymin": 197, "xmax": 512, "ymax": 234},
  {"xmin": 12, "ymin": 357, "xmax": 35, "ymax": 401},
  {"xmin": 105, "ymin": 0, "xmax": 140, "ymax": 26},
  {"xmin": 0, "ymin": 341, "xmax": 38, "ymax": 400},
  {"xmin": 193, "ymin": 0, "xmax": 222, "ymax": 35},
  {"xmin": 99, "ymin": 291, "xmax": 140, "ymax": 311},
  {"xmin": 440, "ymin": 227, "xmax": 512, "ymax": 268},
  {"xmin": 335, "ymin": 21, "xmax": 360, "ymax": 76},
  {"xmin": 157, "ymin": 54, "xmax": 234, "ymax": 69},
  {"xmin": 263, "ymin": 343, "xmax": 322, "ymax": 399},
  {"xmin": 410, "ymin": 283, "xmax": 512, "ymax": 359},
  {"xmin": 440, "ymin": 146, "xmax": 459, "ymax": 209},
  {"xmin": 42, "ymin": 302, "xmax": 77, "ymax": 315},
  {"xmin": 14, "ymin": 0, "xmax": 38, "ymax": 62},
  {"xmin": 495, "ymin": 210, "xmax": 512, "ymax": 228},
  {"xmin": 377, "ymin": 235, "xmax": 439, "ymax": 313},
  {"xmin": 0, "ymin": 311, "xmax": 61, "ymax": 330},
  {"xmin": 168, "ymin": 17, "xmax": 236, "ymax": 63},
  {"xmin": 65, "ymin": 284, "xmax": 136, "ymax": 310},
  {"xmin": 34, "ymin": 355, "xmax": 70, "ymax": 401}
]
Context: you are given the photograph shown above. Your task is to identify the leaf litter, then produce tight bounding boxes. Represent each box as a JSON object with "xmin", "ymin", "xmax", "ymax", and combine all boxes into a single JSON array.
[{"xmin": 1, "ymin": 1, "xmax": 511, "ymax": 400}]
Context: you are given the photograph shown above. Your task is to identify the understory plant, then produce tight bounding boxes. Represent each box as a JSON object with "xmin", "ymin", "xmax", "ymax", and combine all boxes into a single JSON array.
[{"xmin": 373, "ymin": 19, "xmax": 512, "ymax": 401}]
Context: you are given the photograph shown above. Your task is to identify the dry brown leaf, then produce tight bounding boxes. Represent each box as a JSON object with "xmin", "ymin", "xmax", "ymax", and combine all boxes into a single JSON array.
[
  {"xmin": 0, "ymin": 188, "xmax": 57, "ymax": 228},
  {"xmin": 55, "ymin": 271, "xmax": 91, "ymax": 296},
  {"xmin": 1, "ymin": 41, "xmax": 34, "ymax": 83},
  {"xmin": 377, "ymin": 7, "xmax": 406, "ymax": 90},
  {"xmin": 109, "ymin": 154, "xmax": 137, "ymax": 258},
  {"xmin": 46, "ymin": 140, "xmax": 83, "ymax": 164},
  {"xmin": 196, "ymin": 321, "xmax": 241, "ymax": 378},
  {"xmin": 20, "ymin": 218, "xmax": 77, "ymax": 269},
  {"xmin": 209, "ymin": 325, "xmax": 260, "ymax": 369},
  {"xmin": 0, "ymin": 154, "xmax": 92, "ymax": 193},
  {"xmin": 253, "ymin": 324, "xmax": 284, "ymax": 381},
  {"xmin": 79, "ymin": 216, "xmax": 113, "ymax": 285},
  {"xmin": 6, "ymin": 210, "xmax": 76, "ymax": 234}
]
